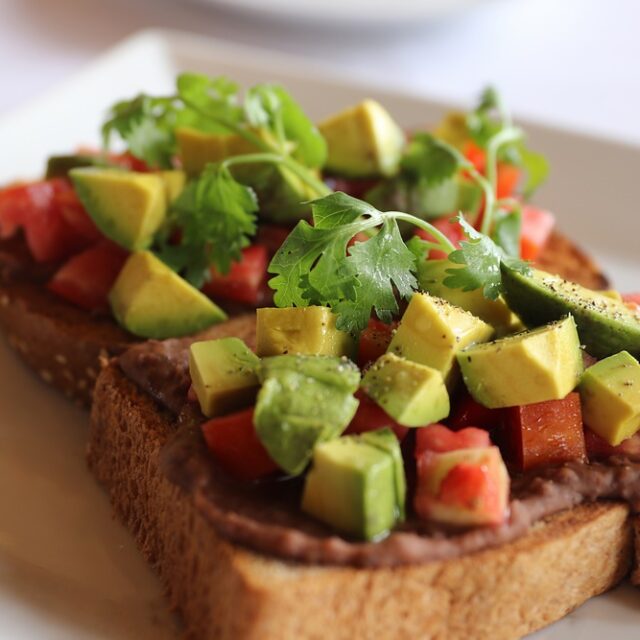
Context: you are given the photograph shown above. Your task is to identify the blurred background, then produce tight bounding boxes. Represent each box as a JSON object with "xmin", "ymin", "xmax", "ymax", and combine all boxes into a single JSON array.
[{"xmin": 1, "ymin": 0, "xmax": 638, "ymax": 143}]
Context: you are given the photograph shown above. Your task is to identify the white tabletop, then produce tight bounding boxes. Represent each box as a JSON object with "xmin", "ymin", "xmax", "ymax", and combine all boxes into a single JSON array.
[{"xmin": 2, "ymin": 0, "xmax": 639, "ymax": 144}]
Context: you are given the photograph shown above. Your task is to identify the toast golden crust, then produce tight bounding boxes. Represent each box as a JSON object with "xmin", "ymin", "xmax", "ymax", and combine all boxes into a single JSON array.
[
  {"xmin": 0, "ymin": 229, "xmax": 608, "ymax": 406},
  {"xmin": 88, "ymin": 363, "xmax": 634, "ymax": 640}
]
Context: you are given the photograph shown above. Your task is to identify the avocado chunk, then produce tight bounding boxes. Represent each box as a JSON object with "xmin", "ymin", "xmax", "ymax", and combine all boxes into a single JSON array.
[
  {"xmin": 258, "ymin": 354, "xmax": 360, "ymax": 392},
  {"xmin": 387, "ymin": 292, "xmax": 494, "ymax": 388},
  {"xmin": 501, "ymin": 265, "xmax": 640, "ymax": 359},
  {"xmin": 302, "ymin": 428, "xmax": 405, "ymax": 540},
  {"xmin": 70, "ymin": 168, "xmax": 166, "ymax": 250},
  {"xmin": 176, "ymin": 127, "xmax": 318, "ymax": 223},
  {"xmin": 256, "ymin": 306, "xmax": 356, "ymax": 358},
  {"xmin": 157, "ymin": 170, "xmax": 186, "ymax": 203},
  {"xmin": 45, "ymin": 154, "xmax": 100, "ymax": 179},
  {"xmin": 319, "ymin": 100, "xmax": 405, "ymax": 178},
  {"xmin": 579, "ymin": 351, "xmax": 640, "ymax": 445},
  {"xmin": 254, "ymin": 355, "xmax": 360, "ymax": 475},
  {"xmin": 457, "ymin": 316, "xmax": 583, "ymax": 409},
  {"xmin": 417, "ymin": 259, "xmax": 522, "ymax": 335},
  {"xmin": 362, "ymin": 353, "xmax": 450, "ymax": 427},
  {"xmin": 189, "ymin": 338, "xmax": 260, "ymax": 418},
  {"xmin": 109, "ymin": 251, "xmax": 227, "ymax": 339}
]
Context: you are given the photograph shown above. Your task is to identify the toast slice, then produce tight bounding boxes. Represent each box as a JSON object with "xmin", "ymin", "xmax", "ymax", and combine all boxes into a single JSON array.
[
  {"xmin": 0, "ymin": 230, "xmax": 608, "ymax": 407},
  {"xmin": 88, "ymin": 359, "xmax": 634, "ymax": 640}
]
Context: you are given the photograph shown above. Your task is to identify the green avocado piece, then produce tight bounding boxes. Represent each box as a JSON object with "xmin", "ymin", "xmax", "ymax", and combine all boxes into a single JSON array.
[
  {"xmin": 362, "ymin": 353, "xmax": 450, "ymax": 427},
  {"xmin": 189, "ymin": 338, "xmax": 260, "ymax": 418},
  {"xmin": 256, "ymin": 306, "xmax": 356, "ymax": 359},
  {"xmin": 109, "ymin": 251, "xmax": 227, "ymax": 339},
  {"xmin": 258, "ymin": 354, "xmax": 360, "ymax": 393},
  {"xmin": 45, "ymin": 154, "xmax": 100, "ymax": 179},
  {"xmin": 387, "ymin": 292, "xmax": 494, "ymax": 388},
  {"xmin": 457, "ymin": 316, "xmax": 584, "ymax": 409},
  {"xmin": 417, "ymin": 259, "xmax": 523, "ymax": 335},
  {"xmin": 501, "ymin": 265, "xmax": 640, "ymax": 359},
  {"xmin": 70, "ymin": 168, "xmax": 167, "ymax": 251},
  {"xmin": 302, "ymin": 430, "xmax": 404, "ymax": 540},
  {"xmin": 319, "ymin": 100, "xmax": 405, "ymax": 178},
  {"xmin": 579, "ymin": 351, "xmax": 640, "ymax": 446}
]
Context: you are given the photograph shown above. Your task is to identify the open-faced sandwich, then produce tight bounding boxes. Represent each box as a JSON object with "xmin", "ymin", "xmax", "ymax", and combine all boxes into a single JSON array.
[
  {"xmin": 0, "ymin": 79, "xmax": 605, "ymax": 407},
  {"xmin": 50, "ymin": 81, "xmax": 636, "ymax": 638}
]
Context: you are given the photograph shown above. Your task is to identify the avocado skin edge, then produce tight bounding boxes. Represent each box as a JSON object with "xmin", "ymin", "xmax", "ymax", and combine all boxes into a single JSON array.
[{"xmin": 500, "ymin": 263, "xmax": 640, "ymax": 359}]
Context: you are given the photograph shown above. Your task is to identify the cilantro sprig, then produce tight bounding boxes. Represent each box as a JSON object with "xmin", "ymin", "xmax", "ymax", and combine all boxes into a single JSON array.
[{"xmin": 268, "ymin": 191, "xmax": 528, "ymax": 335}]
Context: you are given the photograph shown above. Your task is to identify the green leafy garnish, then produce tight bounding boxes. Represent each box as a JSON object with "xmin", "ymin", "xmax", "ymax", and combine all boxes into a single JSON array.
[
  {"xmin": 156, "ymin": 165, "xmax": 258, "ymax": 287},
  {"xmin": 492, "ymin": 207, "xmax": 522, "ymax": 258},
  {"xmin": 269, "ymin": 192, "xmax": 528, "ymax": 334}
]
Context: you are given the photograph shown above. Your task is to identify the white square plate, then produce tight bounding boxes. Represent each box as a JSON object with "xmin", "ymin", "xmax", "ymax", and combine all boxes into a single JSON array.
[{"xmin": 0, "ymin": 29, "xmax": 638, "ymax": 640}]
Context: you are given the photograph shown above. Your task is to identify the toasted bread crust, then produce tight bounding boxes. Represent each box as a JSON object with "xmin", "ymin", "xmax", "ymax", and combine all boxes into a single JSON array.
[
  {"xmin": 0, "ymin": 230, "xmax": 608, "ymax": 406},
  {"xmin": 88, "ymin": 363, "xmax": 633, "ymax": 640}
]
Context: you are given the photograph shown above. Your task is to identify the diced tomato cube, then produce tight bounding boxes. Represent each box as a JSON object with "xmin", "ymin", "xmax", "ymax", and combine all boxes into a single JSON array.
[
  {"xmin": 503, "ymin": 393, "xmax": 586, "ymax": 472},
  {"xmin": 438, "ymin": 461, "xmax": 501, "ymax": 513},
  {"xmin": 415, "ymin": 423, "xmax": 491, "ymax": 457},
  {"xmin": 463, "ymin": 140, "xmax": 486, "ymax": 173},
  {"xmin": 47, "ymin": 240, "xmax": 128, "ymax": 312},
  {"xmin": 496, "ymin": 163, "xmax": 521, "ymax": 199},
  {"xmin": 53, "ymin": 181, "xmax": 102, "ymax": 243},
  {"xmin": 345, "ymin": 390, "xmax": 409, "ymax": 441},
  {"xmin": 447, "ymin": 392, "xmax": 504, "ymax": 432},
  {"xmin": 202, "ymin": 244, "xmax": 268, "ymax": 307},
  {"xmin": 357, "ymin": 318, "xmax": 396, "ymax": 368},
  {"xmin": 414, "ymin": 216, "xmax": 465, "ymax": 260},
  {"xmin": 521, "ymin": 205, "xmax": 556, "ymax": 261},
  {"xmin": 201, "ymin": 407, "xmax": 279, "ymax": 481}
]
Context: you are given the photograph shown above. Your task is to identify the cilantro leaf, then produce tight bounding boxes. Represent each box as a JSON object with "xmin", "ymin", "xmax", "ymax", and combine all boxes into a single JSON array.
[
  {"xmin": 518, "ymin": 143, "xmax": 550, "ymax": 198},
  {"xmin": 157, "ymin": 164, "xmax": 258, "ymax": 287},
  {"xmin": 102, "ymin": 95, "xmax": 178, "ymax": 168},
  {"xmin": 401, "ymin": 133, "xmax": 468, "ymax": 185},
  {"xmin": 334, "ymin": 218, "xmax": 417, "ymax": 333},
  {"xmin": 444, "ymin": 214, "xmax": 530, "ymax": 300}
]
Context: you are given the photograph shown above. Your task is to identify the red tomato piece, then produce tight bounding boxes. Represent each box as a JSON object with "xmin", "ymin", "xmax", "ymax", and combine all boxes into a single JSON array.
[
  {"xmin": 255, "ymin": 224, "xmax": 293, "ymax": 257},
  {"xmin": 202, "ymin": 244, "xmax": 268, "ymax": 307},
  {"xmin": 415, "ymin": 423, "xmax": 491, "ymax": 457},
  {"xmin": 496, "ymin": 163, "xmax": 521, "ymax": 199},
  {"xmin": 584, "ymin": 429, "xmax": 640, "ymax": 461},
  {"xmin": 47, "ymin": 240, "xmax": 129, "ymax": 312},
  {"xmin": 447, "ymin": 392, "xmax": 504, "ymax": 432},
  {"xmin": 53, "ymin": 181, "xmax": 101, "ymax": 243},
  {"xmin": 503, "ymin": 393, "xmax": 586, "ymax": 472},
  {"xmin": 414, "ymin": 215, "xmax": 466, "ymax": 260},
  {"xmin": 0, "ymin": 183, "xmax": 31, "ymax": 238},
  {"xmin": 521, "ymin": 205, "xmax": 556, "ymax": 261},
  {"xmin": 438, "ymin": 462, "xmax": 499, "ymax": 512},
  {"xmin": 357, "ymin": 318, "xmax": 396, "ymax": 368},
  {"xmin": 463, "ymin": 140, "xmax": 486, "ymax": 173},
  {"xmin": 201, "ymin": 407, "xmax": 279, "ymax": 481},
  {"xmin": 344, "ymin": 390, "xmax": 409, "ymax": 441}
]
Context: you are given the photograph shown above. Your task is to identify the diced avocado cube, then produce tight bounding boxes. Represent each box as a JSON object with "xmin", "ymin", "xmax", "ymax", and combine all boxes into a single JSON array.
[
  {"xmin": 109, "ymin": 251, "xmax": 227, "ymax": 339},
  {"xmin": 457, "ymin": 316, "xmax": 584, "ymax": 409},
  {"xmin": 359, "ymin": 428, "xmax": 406, "ymax": 520},
  {"xmin": 417, "ymin": 259, "xmax": 522, "ymax": 335},
  {"xmin": 189, "ymin": 338, "xmax": 260, "ymax": 418},
  {"xmin": 362, "ymin": 353, "xmax": 450, "ymax": 427},
  {"xmin": 388, "ymin": 292, "xmax": 494, "ymax": 388},
  {"xmin": 157, "ymin": 169, "xmax": 186, "ymax": 203},
  {"xmin": 176, "ymin": 127, "xmax": 256, "ymax": 176},
  {"xmin": 433, "ymin": 111, "xmax": 469, "ymax": 149},
  {"xmin": 258, "ymin": 354, "xmax": 360, "ymax": 393},
  {"xmin": 579, "ymin": 351, "xmax": 640, "ymax": 446},
  {"xmin": 255, "ymin": 369, "xmax": 359, "ymax": 476},
  {"xmin": 302, "ymin": 432, "xmax": 404, "ymax": 540},
  {"xmin": 256, "ymin": 306, "xmax": 356, "ymax": 359},
  {"xmin": 319, "ymin": 100, "xmax": 405, "ymax": 178},
  {"xmin": 70, "ymin": 168, "xmax": 166, "ymax": 251},
  {"xmin": 45, "ymin": 154, "xmax": 99, "ymax": 179}
]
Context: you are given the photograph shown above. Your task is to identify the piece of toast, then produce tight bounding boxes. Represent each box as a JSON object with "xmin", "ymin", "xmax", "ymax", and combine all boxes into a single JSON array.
[
  {"xmin": 0, "ymin": 230, "xmax": 609, "ymax": 407},
  {"xmin": 88, "ymin": 354, "xmax": 634, "ymax": 640}
]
